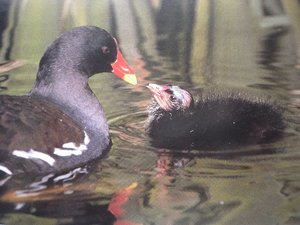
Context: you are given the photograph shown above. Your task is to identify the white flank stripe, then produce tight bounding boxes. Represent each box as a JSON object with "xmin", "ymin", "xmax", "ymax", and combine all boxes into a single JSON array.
[
  {"xmin": 84, "ymin": 131, "xmax": 90, "ymax": 145},
  {"xmin": 53, "ymin": 148, "xmax": 85, "ymax": 156},
  {"xmin": 62, "ymin": 142, "xmax": 87, "ymax": 151},
  {"xmin": 53, "ymin": 131, "xmax": 90, "ymax": 157},
  {"xmin": 0, "ymin": 165, "xmax": 12, "ymax": 175},
  {"xmin": 12, "ymin": 149, "xmax": 55, "ymax": 166}
]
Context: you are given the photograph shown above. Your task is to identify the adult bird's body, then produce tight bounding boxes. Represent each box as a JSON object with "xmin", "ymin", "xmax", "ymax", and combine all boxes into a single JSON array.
[{"xmin": 0, "ymin": 26, "xmax": 136, "ymax": 176}]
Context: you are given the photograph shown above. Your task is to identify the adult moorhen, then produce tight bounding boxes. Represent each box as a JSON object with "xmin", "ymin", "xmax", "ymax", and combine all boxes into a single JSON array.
[
  {"xmin": 146, "ymin": 83, "xmax": 285, "ymax": 149},
  {"xmin": 0, "ymin": 26, "xmax": 137, "ymax": 176}
]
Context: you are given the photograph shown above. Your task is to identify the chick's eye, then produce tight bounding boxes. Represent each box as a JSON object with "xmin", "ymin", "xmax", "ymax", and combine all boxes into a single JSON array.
[
  {"xmin": 169, "ymin": 95, "xmax": 176, "ymax": 101},
  {"xmin": 101, "ymin": 46, "xmax": 110, "ymax": 55}
]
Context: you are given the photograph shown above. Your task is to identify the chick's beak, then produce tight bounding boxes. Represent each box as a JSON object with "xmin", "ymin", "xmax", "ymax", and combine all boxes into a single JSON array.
[{"xmin": 146, "ymin": 83, "xmax": 173, "ymax": 111}]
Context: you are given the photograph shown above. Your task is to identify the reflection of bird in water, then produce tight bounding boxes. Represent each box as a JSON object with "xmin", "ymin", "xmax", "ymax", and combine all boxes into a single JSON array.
[
  {"xmin": 0, "ymin": 179, "xmax": 138, "ymax": 225},
  {"xmin": 146, "ymin": 83, "xmax": 285, "ymax": 149}
]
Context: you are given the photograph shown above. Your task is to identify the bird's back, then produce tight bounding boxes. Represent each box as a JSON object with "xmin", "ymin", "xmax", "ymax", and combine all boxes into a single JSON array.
[{"xmin": 148, "ymin": 92, "xmax": 285, "ymax": 149}]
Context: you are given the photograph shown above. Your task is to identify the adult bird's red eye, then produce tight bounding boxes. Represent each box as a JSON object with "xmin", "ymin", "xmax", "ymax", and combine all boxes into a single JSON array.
[{"xmin": 101, "ymin": 46, "xmax": 110, "ymax": 54}]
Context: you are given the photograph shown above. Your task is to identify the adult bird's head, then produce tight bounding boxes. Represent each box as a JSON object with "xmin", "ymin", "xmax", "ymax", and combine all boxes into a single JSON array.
[{"xmin": 36, "ymin": 26, "xmax": 137, "ymax": 86}]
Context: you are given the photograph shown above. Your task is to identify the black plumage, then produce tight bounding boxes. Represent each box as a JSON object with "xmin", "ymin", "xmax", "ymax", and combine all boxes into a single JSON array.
[{"xmin": 146, "ymin": 83, "xmax": 285, "ymax": 149}]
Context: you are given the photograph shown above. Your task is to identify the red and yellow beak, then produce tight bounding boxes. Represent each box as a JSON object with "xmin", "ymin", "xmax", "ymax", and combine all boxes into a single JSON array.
[{"xmin": 111, "ymin": 39, "xmax": 137, "ymax": 85}]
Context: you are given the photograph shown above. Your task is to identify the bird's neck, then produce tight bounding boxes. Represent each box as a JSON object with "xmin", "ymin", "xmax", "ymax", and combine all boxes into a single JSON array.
[{"xmin": 29, "ymin": 71, "xmax": 109, "ymax": 138}]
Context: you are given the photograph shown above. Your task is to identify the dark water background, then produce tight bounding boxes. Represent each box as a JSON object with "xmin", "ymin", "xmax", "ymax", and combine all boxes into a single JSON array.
[{"xmin": 0, "ymin": 0, "xmax": 300, "ymax": 225}]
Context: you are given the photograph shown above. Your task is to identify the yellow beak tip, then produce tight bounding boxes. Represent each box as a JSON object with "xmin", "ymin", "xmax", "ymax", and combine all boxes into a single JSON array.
[{"xmin": 124, "ymin": 74, "xmax": 137, "ymax": 85}]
